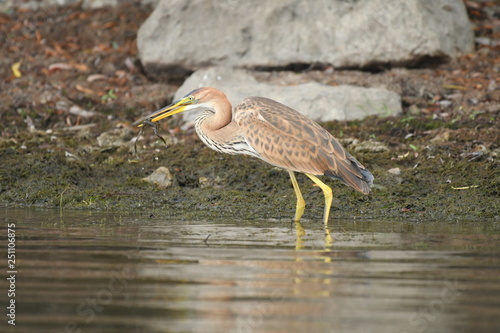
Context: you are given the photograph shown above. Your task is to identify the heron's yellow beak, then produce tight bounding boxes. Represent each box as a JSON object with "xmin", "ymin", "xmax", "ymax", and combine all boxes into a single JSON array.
[{"xmin": 134, "ymin": 96, "xmax": 193, "ymax": 127}]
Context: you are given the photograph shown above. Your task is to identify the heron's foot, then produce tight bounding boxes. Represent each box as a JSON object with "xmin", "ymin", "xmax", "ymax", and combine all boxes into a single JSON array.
[
  {"xmin": 295, "ymin": 221, "xmax": 305, "ymax": 251},
  {"xmin": 324, "ymin": 226, "xmax": 333, "ymax": 249},
  {"xmin": 134, "ymin": 120, "xmax": 168, "ymax": 157},
  {"xmin": 133, "ymin": 126, "xmax": 145, "ymax": 157},
  {"xmin": 305, "ymin": 173, "xmax": 333, "ymax": 227},
  {"xmin": 288, "ymin": 170, "xmax": 306, "ymax": 223},
  {"xmin": 144, "ymin": 119, "xmax": 167, "ymax": 146},
  {"xmin": 293, "ymin": 198, "xmax": 305, "ymax": 223}
]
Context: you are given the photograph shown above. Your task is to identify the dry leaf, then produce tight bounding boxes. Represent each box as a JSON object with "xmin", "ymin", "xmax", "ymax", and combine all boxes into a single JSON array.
[
  {"xmin": 0, "ymin": 13, "xmax": 11, "ymax": 24},
  {"xmin": 102, "ymin": 22, "xmax": 118, "ymax": 29},
  {"xmin": 48, "ymin": 62, "xmax": 88, "ymax": 73},
  {"xmin": 452, "ymin": 185, "xmax": 479, "ymax": 190},
  {"xmin": 10, "ymin": 21, "xmax": 22, "ymax": 32},
  {"xmin": 48, "ymin": 63, "xmax": 74, "ymax": 72},
  {"xmin": 75, "ymin": 84, "xmax": 101, "ymax": 96},
  {"xmin": 71, "ymin": 63, "xmax": 89, "ymax": 72},
  {"xmin": 11, "ymin": 61, "xmax": 22, "ymax": 78},
  {"xmin": 87, "ymin": 74, "xmax": 109, "ymax": 82},
  {"xmin": 35, "ymin": 30, "xmax": 42, "ymax": 44}
]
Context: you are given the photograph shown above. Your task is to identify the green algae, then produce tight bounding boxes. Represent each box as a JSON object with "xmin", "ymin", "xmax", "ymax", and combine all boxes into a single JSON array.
[{"xmin": 0, "ymin": 112, "xmax": 498, "ymax": 223}]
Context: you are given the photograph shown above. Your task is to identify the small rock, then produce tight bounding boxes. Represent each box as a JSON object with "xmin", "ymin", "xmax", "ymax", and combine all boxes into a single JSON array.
[
  {"xmin": 142, "ymin": 167, "xmax": 173, "ymax": 188},
  {"xmin": 38, "ymin": 90, "xmax": 55, "ymax": 105},
  {"xmin": 475, "ymin": 37, "xmax": 492, "ymax": 46},
  {"xmin": 24, "ymin": 116, "xmax": 36, "ymax": 133},
  {"xmin": 460, "ymin": 145, "xmax": 489, "ymax": 162},
  {"xmin": 408, "ymin": 104, "xmax": 422, "ymax": 116},
  {"xmin": 468, "ymin": 98, "xmax": 479, "ymax": 105},
  {"xmin": 55, "ymin": 100, "xmax": 70, "ymax": 112},
  {"xmin": 199, "ymin": 177, "xmax": 211, "ymax": 188},
  {"xmin": 438, "ymin": 100, "xmax": 453, "ymax": 107},
  {"xmin": 199, "ymin": 176, "xmax": 223, "ymax": 188},
  {"xmin": 430, "ymin": 130, "xmax": 451, "ymax": 145},
  {"xmin": 387, "ymin": 167, "xmax": 401, "ymax": 175},
  {"xmin": 339, "ymin": 138, "xmax": 358, "ymax": 146},
  {"xmin": 97, "ymin": 128, "xmax": 134, "ymax": 148},
  {"xmin": 353, "ymin": 140, "xmax": 389, "ymax": 153},
  {"xmin": 69, "ymin": 106, "xmax": 98, "ymax": 118},
  {"xmin": 445, "ymin": 93, "xmax": 463, "ymax": 102},
  {"xmin": 83, "ymin": 0, "xmax": 119, "ymax": 9},
  {"xmin": 65, "ymin": 151, "xmax": 81, "ymax": 163},
  {"xmin": 487, "ymin": 148, "xmax": 500, "ymax": 163}
]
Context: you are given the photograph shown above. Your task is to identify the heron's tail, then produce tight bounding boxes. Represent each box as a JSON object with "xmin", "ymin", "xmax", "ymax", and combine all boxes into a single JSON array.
[{"xmin": 324, "ymin": 157, "xmax": 373, "ymax": 195}]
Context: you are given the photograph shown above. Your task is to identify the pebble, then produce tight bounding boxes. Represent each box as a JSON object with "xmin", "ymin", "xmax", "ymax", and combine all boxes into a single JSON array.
[
  {"xmin": 387, "ymin": 167, "xmax": 401, "ymax": 175},
  {"xmin": 142, "ymin": 167, "xmax": 173, "ymax": 188}
]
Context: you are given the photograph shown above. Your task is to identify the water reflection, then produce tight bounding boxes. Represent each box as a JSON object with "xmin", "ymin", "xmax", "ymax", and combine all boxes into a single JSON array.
[{"xmin": 1, "ymin": 209, "xmax": 499, "ymax": 333}]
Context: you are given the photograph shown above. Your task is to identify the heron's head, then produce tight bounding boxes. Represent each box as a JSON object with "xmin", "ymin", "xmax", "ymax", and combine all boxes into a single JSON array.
[{"xmin": 134, "ymin": 87, "xmax": 226, "ymax": 127}]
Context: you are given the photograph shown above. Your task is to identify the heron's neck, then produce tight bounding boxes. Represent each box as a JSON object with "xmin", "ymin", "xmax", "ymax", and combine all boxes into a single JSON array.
[
  {"xmin": 195, "ymin": 107, "xmax": 240, "ymax": 146},
  {"xmin": 201, "ymin": 102, "xmax": 232, "ymax": 131}
]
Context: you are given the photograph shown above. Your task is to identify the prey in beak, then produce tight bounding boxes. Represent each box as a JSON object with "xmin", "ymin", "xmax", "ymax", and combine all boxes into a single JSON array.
[
  {"xmin": 133, "ymin": 116, "xmax": 167, "ymax": 156},
  {"xmin": 132, "ymin": 95, "xmax": 195, "ymax": 156}
]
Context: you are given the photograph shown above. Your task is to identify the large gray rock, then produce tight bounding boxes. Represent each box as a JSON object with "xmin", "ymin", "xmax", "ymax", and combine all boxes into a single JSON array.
[
  {"xmin": 138, "ymin": 0, "xmax": 474, "ymax": 78},
  {"xmin": 171, "ymin": 67, "xmax": 401, "ymax": 123},
  {"xmin": 0, "ymin": 0, "xmax": 156, "ymax": 10}
]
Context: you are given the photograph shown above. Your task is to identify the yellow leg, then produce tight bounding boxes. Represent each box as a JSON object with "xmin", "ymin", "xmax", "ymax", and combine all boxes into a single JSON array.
[
  {"xmin": 305, "ymin": 173, "xmax": 333, "ymax": 226},
  {"xmin": 295, "ymin": 221, "xmax": 305, "ymax": 251},
  {"xmin": 324, "ymin": 226, "xmax": 333, "ymax": 248},
  {"xmin": 288, "ymin": 170, "xmax": 306, "ymax": 222}
]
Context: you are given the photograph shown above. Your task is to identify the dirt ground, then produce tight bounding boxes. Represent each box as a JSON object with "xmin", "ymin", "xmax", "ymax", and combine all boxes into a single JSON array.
[{"xmin": 0, "ymin": 1, "xmax": 499, "ymax": 223}]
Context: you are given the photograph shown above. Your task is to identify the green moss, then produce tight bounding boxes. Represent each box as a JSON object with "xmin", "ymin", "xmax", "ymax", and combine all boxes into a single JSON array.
[{"xmin": 0, "ymin": 112, "xmax": 498, "ymax": 222}]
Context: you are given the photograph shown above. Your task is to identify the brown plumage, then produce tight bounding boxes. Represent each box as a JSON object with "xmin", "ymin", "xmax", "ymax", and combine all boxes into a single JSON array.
[
  {"xmin": 235, "ymin": 96, "xmax": 373, "ymax": 194},
  {"xmin": 135, "ymin": 87, "xmax": 373, "ymax": 225}
]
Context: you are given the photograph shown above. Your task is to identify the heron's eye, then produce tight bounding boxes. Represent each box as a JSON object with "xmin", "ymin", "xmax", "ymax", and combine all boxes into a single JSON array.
[{"xmin": 188, "ymin": 95, "xmax": 195, "ymax": 102}]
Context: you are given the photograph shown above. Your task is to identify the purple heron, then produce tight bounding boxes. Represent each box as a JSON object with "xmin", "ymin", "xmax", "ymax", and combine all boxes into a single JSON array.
[{"xmin": 135, "ymin": 87, "xmax": 373, "ymax": 225}]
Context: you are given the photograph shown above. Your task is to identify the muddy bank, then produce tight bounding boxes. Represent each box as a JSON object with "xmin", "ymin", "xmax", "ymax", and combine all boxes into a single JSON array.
[
  {"xmin": 0, "ymin": 2, "xmax": 499, "ymax": 222},
  {"xmin": 1, "ymin": 112, "xmax": 498, "ymax": 222}
]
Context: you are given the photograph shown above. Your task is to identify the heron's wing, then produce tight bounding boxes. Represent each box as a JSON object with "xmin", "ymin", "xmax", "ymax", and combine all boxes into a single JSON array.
[{"xmin": 235, "ymin": 97, "xmax": 372, "ymax": 194}]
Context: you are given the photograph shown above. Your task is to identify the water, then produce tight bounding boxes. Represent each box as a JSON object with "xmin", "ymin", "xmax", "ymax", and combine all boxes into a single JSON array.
[{"xmin": 1, "ymin": 208, "xmax": 500, "ymax": 333}]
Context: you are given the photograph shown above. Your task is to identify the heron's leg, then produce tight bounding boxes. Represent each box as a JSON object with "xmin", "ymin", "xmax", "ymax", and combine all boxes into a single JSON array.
[
  {"xmin": 324, "ymin": 226, "xmax": 333, "ymax": 248},
  {"xmin": 305, "ymin": 174, "xmax": 333, "ymax": 226},
  {"xmin": 295, "ymin": 221, "xmax": 305, "ymax": 251},
  {"xmin": 288, "ymin": 170, "xmax": 306, "ymax": 222}
]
